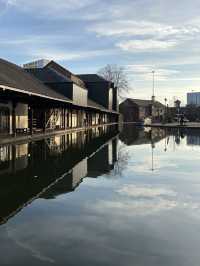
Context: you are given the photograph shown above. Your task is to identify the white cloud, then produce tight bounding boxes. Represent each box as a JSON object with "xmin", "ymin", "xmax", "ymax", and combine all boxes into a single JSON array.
[
  {"xmin": 3, "ymin": 0, "xmax": 97, "ymax": 12},
  {"xmin": 89, "ymin": 19, "xmax": 200, "ymax": 39},
  {"xmin": 90, "ymin": 20, "xmax": 177, "ymax": 37},
  {"xmin": 31, "ymin": 48, "xmax": 116, "ymax": 62},
  {"xmin": 116, "ymin": 39, "xmax": 178, "ymax": 52},
  {"xmin": 126, "ymin": 64, "xmax": 180, "ymax": 81}
]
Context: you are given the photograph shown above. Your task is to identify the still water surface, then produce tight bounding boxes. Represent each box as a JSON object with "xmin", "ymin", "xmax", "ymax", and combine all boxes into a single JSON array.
[{"xmin": 0, "ymin": 125, "xmax": 200, "ymax": 266}]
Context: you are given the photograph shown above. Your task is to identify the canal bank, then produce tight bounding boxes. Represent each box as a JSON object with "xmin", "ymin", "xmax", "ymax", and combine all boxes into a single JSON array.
[
  {"xmin": 147, "ymin": 122, "xmax": 200, "ymax": 129},
  {"xmin": 122, "ymin": 122, "xmax": 200, "ymax": 129}
]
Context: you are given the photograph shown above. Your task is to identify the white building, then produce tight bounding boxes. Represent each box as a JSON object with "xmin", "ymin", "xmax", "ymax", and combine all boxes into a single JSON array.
[{"xmin": 187, "ymin": 92, "xmax": 200, "ymax": 106}]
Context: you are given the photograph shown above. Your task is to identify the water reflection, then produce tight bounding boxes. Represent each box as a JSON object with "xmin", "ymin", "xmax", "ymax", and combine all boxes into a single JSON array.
[
  {"xmin": 119, "ymin": 125, "xmax": 200, "ymax": 172},
  {"xmin": 120, "ymin": 124, "xmax": 166, "ymax": 146},
  {"xmin": 120, "ymin": 124, "xmax": 200, "ymax": 148},
  {"xmin": 2, "ymin": 125, "xmax": 200, "ymax": 266},
  {"xmin": 0, "ymin": 125, "xmax": 118, "ymax": 224}
]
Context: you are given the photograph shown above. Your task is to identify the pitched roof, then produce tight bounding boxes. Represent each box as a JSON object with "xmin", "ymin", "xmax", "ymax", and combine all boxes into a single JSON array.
[
  {"xmin": 126, "ymin": 98, "xmax": 164, "ymax": 108},
  {"xmin": 87, "ymin": 98, "xmax": 119, "ymax": 114},
  {"xmin": 25, "ymin": 60, "xmax": 87, "ymax": 89},
  {"xmin": 46, "ymin": 61, "xmax": 86, "ymax": 88},
  {"xmin": 87, "ymin": 98, "xmax": 108, "ymax": 112},
  {"xmin": 0, "ymin": 58, "xmax": 72, "ymax": 103},
  {"xmin": 26, "ymin": 68, "xmax": 72, "ymax": 84},
  {"xmin": 127, "ymin": 98, "xmax": 152, "ymax": 107},
  {"xmin": 77, "ymin": 74, "xmax": 109, "ymax": 83}
]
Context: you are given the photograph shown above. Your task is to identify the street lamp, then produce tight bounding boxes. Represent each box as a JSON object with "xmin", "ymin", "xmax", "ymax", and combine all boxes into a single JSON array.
[
  {"xmin": 152, "ymin": 70, "xmax": 155, "ymax": 101},
  {"xmin": 164, "ymin": 98, "xmax": 167, "ymax": 123}
]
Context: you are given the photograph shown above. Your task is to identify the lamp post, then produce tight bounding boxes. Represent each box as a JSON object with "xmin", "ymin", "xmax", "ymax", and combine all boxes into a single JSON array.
[
  {"xmin": 164, "ymin": 98, "xmax": 167, "ymax": 123},
  {"xmin": 151, "ymin": 70, "xmax": 155, "ymax": 124},
  {"xmin": 152, "ymin": 70, "xmax": 155, "ymax": 101}
]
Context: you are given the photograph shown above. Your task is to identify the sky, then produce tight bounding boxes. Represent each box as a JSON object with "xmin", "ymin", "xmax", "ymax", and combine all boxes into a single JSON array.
[{"xmin": 1, "ymin": 0, "xmax": 200, "ymax": 105}]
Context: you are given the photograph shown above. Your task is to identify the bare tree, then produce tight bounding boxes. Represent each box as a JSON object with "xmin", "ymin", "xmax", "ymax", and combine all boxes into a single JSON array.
[{"xmin": 98, "ymin": 64, "xmax": 130, "ymax": 99}]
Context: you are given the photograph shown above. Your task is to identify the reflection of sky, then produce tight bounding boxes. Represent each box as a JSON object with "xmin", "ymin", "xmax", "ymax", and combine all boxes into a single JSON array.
[{"xmin": 2, "ymin": 131, "xmax": 200, "ymax": 265}]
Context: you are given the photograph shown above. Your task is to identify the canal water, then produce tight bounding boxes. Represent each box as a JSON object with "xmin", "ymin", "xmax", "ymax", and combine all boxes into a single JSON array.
[{"xmin": 0, "ymin": 125, "xmax": 200, "ymax": 265}]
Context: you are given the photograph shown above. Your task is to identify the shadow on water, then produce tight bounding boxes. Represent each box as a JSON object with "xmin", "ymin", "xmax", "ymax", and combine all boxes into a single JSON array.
[{"xmin": 0, "ymin": 125, "xmax": 119, "ymax": 225}]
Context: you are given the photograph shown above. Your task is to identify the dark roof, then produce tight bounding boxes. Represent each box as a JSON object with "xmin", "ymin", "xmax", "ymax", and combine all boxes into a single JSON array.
[
  {"xmin": 25, "ymin": 60, "xmax": 86, "ymax": 89},
  {"xmin": 88, "ymin": 98, "xmax": 108, "ymax": 112},
  {"xmin": 0, "ymin": 58, "xmax": 72, "ymax": 103},
  {"xmin": 77, "ymin": 74, "xmax": 109, "ymax": 83},
  {"xmin": 125, "ymin": 98, "xmax": 164, "ymax": 108},
  {"xmin": 46, "ymin": 61, "xmax": 86, "ymax": 88},
  {"xmin": 26, "ymin": 68, "xmax": 72, "ymax": 84},
  {"xmin": 88, "ymin": 98, "xmax": 119, "ymax": 114},
  {"xmin": 154, "ymin": 101, "xmax": 165, "ymax": 108}
]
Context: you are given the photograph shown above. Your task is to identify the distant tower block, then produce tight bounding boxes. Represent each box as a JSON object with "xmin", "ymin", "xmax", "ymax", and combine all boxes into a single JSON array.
[
  {"xmin": 187, "ymin": 92, "xmax": 200, "ymax": 106},
  {"xmin": 23, "ymin": 59, "xmax": 50, "ymax": 69}
]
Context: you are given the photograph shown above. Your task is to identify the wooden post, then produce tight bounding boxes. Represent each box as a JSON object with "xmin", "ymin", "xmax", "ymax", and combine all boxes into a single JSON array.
[
  {"xmin": 30, "ymin": 106, "xmax": 33, "ymax": 135},
  {"xmin": 43, "ymin": 109, "xmax": 46, "ymax": 133},
  {"xmin": 12, "ymin": 101, "xmax": 16, "ymax": 137},
  {"xmin": 64, "ymin": 108, "xmax": 66, "ymax": 129},
  {"xmin": 71, "ymin": 110, "xmax": 73, "ymax": 128}
]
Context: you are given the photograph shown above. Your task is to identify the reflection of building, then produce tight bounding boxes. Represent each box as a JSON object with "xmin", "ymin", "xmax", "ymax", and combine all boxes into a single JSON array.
[
  {"xmin": 87, "ymin": 138, "xmax": 118, "ymax": 177},
  {"xmin": 0, "ymin": 125, "xmax": 118, "ymax": 224},
  {"xmin": 119, "ymin": 125, "xmax": 165, "ymax": 146},
  {"xmin": 72, "ymin": 159, "xmax": 88, "ymax": 188},
  {"xmin": 186, "ymin": 130, "xmax": 200, "ymax": 146},
  {"xmin": 0, "ymin": 143, "xmax": 28, "ymax": 175},
  {"xmin": 119, "ymin": 98, "xmax": 165, "ymax": 123}
]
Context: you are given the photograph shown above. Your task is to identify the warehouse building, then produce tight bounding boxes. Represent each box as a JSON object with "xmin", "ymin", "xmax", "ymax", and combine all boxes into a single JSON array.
[{"xmin": 0, "ymin": 58, "xmax": 119, "ymax": 137}]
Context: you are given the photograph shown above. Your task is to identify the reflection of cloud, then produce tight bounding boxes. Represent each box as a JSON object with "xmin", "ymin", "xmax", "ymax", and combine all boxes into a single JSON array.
[
  {"xmin": 88, "ymin": 179, "xmax": 200, "ymax": 217},
  {"xmin": 128, "ymin": 156, "xmax": 178, "ymax": 174},
  {"xmin": 6, "ymin": 226, "xmax": 55, "ymax": 264},
  {"xmin": 86, "ymin": 183, "xmax": 178, "ymax": 216},
  {"xmin": 93, "ymin": 198, "xmax": 177, "ymax": 216},
  {"xmin": 117, "ymin": 184, "xmax": 176, "ymax": 198}
]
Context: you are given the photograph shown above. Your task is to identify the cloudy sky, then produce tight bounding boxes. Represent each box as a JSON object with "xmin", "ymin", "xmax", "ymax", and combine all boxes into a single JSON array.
[{"xmin": 1, "ymin": 0, "xmax": 200, "ymax": 104}]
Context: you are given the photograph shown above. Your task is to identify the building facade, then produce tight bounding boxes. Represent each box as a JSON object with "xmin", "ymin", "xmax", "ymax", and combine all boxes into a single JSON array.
[
  {"xmin": 119, "ymin": 98, "xmax": 165, "ymax": 123},
  {"xmin": 187, "ymin": 92, "xmax": 200, "ymax": 106},
  {"xmin": 0, "ymin": 58, "xmax": 119, "ymax": 137}
]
